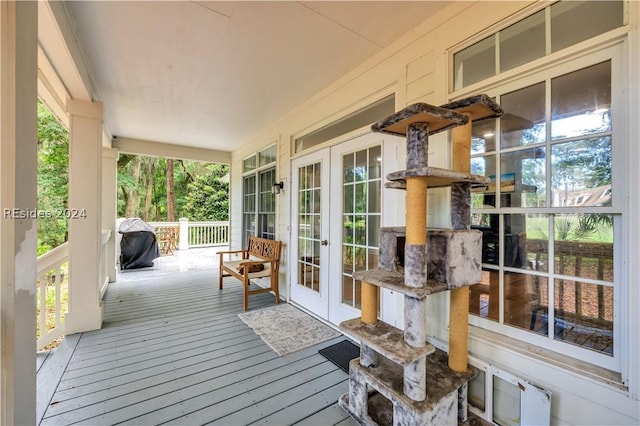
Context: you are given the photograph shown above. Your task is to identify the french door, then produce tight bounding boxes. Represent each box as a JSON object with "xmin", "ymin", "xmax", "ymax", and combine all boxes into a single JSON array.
[
  {"xmin": 290, "ymin": 149, "xmax": 331, "ymax": 318},
  {"xmin": 290, "ymin": 133, "xmax": 403, "ymax": 326}
]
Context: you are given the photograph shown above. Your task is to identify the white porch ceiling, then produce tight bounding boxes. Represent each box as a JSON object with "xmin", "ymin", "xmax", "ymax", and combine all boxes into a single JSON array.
[{"xmin": 60, "ymin": 1, "xmax": 451, "ymax": 151}]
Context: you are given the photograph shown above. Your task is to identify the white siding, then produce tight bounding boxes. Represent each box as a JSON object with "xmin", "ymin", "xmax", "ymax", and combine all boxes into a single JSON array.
[{"xmin": 229, "ymin": 1, "xmax": 640, "ymax": 424}]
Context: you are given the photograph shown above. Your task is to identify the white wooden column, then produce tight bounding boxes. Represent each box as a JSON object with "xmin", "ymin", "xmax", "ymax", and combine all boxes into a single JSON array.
[
  {"xmin": 65, "ymin": 99, "xmax": 104, "ymax": 334},
  {"xmin": 0, "ymin": 2, "xmax": 38, "ymax": 424},
  {"xmin": 102, "ymin": 147, "xmax": 118, "ymax": 283}
]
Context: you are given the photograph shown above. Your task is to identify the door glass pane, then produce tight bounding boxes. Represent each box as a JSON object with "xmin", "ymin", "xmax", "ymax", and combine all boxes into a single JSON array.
[
  {"xmin": 355, "ymin": 150, "xmax": 367, "ymax": 181},
  {"xmin": 501, "ymin": 83, "xmax": 546, "ymax": 149},
  {"xmin": 551, "ymin": 61, "xmax": 611, "ymax": 140},
  {"xmin": 551, "ymin": 1, "xmax": 623, "ymax": 53},
  {"xmin": 368, "ymin": 181, "xmax": 381, "ymax": 213},
  {"xmin": 342, "ymin": 275, "xmax": 354, "ymax": 306},
  {"xmin": 344, "ymin": 152, "xmax": 355, "ymax": 183},
  {"xmin": 341, "ymin": 146, "xmax": 382, "ymax": 309},
  {"xmin": 297, "ymin": 162, "xmax": 321, "ymax": 293},
  {"xmin": 369, "ymin": 145, "xmax": 382, "ymax": 179},
  {"xmin": 500, "ymin": 10, "xmax": 545, "ymax": 73},
  {"xmin": 344, "ymin": 184, "xmax": 354, "ymax": 214}
]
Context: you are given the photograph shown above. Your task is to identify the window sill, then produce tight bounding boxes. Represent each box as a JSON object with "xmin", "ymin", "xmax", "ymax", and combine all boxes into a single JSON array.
[{"xmin": 467, "ymin": 325, "xmax": 626, "ymax": 392}]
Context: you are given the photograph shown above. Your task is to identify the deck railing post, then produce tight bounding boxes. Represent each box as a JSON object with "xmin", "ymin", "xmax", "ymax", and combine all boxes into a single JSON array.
[{"xmin": 179, "ymin": 217, "xmax": 189, "ymax": 250}]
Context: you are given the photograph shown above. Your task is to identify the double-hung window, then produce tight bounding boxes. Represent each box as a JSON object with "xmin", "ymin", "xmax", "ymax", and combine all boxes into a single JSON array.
[
  {"xmin": 453, "ymin": 1, "xmax": 626, "ymax": 372},
  {"xmin": 242, "ymin": 145, "xmax": 277, "ymax": 247}
]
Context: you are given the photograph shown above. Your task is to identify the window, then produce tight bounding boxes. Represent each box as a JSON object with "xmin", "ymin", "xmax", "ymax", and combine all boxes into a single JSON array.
[
  {"xmin": 466, "ymin": 48, "xmax": 622, "ymax": 370},
  {"xmin": 295, "ymin": 95, "xmax": 395, "ymax": 153},
  {"xmin": 242, "ymin": 145, "xmax": 276, "ymax": 247},
  {"xmin": 454, "ymin": 1, "xmax": 624, "ymax": 90}
]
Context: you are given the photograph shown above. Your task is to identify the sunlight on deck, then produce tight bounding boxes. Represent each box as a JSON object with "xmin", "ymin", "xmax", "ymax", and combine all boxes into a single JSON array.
[{"xmin": 37, "ymin": 247, "xmax": 356, "ymax": 426}]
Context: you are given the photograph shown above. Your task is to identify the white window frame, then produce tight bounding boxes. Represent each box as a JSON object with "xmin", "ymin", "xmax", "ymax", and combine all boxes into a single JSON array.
[
  {"xmin": 454, "ymin": 40, "xmax": 627, "ymax": 374},
  {"xmin": 241, "ymin": 144, "xmax": 277, "ymax": 247}
]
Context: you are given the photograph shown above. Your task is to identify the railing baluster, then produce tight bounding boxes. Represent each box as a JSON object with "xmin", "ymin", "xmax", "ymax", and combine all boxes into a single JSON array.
[
  {"xmin": 55, "ymin": 269, "xmax": 61, "ymax": 328},
  {"xmin": 36, "ymin": 242, "xmax": 69, "ymax": 351},
  {"xmin": 151, "ymin": 220, "xmax": 229, "ymax": 249},
  {"xmin": 39, "ymin": 274, "xmax": 46, "ymax": 341}
]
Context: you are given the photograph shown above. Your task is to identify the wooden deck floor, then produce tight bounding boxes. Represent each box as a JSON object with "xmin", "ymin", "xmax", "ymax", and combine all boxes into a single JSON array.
[{"xmin": 38, "ymin": 263, "xmax": 356, "ymax": 426}]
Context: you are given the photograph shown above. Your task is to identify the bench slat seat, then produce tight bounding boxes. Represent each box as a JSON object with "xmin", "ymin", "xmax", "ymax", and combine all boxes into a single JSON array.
[{"xmin": 218, "ymin": 236, "xmax": 282, "ymax": 311}]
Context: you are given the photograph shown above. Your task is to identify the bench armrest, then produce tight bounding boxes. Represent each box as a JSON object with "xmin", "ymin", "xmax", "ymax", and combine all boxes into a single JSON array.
[{"xmin": 219, "ymin": 249, "xmax": 249, "ymax": 261}]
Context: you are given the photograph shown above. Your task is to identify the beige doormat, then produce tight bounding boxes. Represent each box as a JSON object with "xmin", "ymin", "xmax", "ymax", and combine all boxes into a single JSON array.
[{"xmin": 238, "ymin": 304, "xmax": 340, "ymax": 356}]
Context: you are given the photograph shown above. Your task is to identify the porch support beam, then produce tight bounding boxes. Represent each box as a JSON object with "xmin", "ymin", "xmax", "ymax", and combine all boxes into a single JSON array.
[
  {"xmin": 113, "ymin": 136, "xmax": 231, "ymax": 164},
  {"xmin": 0, "ymin": 2, "xmax": 38, "ymax": 424},
  {"xmin": 102, "ymin": 147, "xmax": 118, "ymax": 284},
  {"xmin": 65, "ymin": 99, "xmax": 104, "ymax": 334}
]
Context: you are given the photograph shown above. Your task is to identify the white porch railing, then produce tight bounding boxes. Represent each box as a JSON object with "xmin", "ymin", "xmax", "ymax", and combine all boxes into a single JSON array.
[
  {"xmin": 36, "ymin": 242, "xmax": 69, "ymax": 351},
  {"xmin": 187, "ymin": 220, "xmax": 229, "ymax": 248},
  {"xmin": 149, "ymin": 219, "xmax": 229, "ymax": 251}
]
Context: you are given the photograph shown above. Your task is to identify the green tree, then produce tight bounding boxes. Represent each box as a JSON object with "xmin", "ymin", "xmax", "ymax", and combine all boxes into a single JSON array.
[
  {"xmin": 183, "ymin": 163, "xmax": 229, "ymax": 221},
  {"xmin": 37, "ymin": 100, "xmax": 69, "ymax": 254}
]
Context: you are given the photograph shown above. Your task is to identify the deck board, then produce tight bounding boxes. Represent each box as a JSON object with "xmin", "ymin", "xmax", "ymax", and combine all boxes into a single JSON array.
[{"xmin": 39, "ymin": 260, "xmax": 354, "ymax": 425}]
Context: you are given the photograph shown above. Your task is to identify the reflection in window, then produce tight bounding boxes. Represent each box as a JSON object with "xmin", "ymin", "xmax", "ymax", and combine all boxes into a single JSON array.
[
  {"xmin": 242, "ymin": 175, "xmax": 256, "ymax": 246},
  {"xmin": 500, "ymin": 10, "xmax": 545, "ymax": 73},
  {"xmin": 500, "ymin": 148, "xmax": 546, "ymax": 208},
  {"xmin": 453, "ymin": 1, "xmax": 623, "ymax": 90},
  {"xmin": 258, "ymin": 145, "xmax": 277, "ymax": 167},
  {"xmin": 342, "ymin": 146, "xmax": 382, "ymax": 309},
  {"xmin": 551, "ymin": 138, "xmax": 612, "ymax": 207},
  {"xmin": 554, "ymin": 280, "xmax": 613, "ymax": 355},
  {"xmin": 454, "ymin": 35, "xmax": 496, "ymax": 89},
  {"xmin": 501, "ymin": 83, "xmax": 546, "ymax": 148},
  {"xmin": 471, "ymin": 118, "xmax": 497, "ymax": 154},
  {"xmin": 298, "ymin": 163, "xmax": 322, "ymax": 293},
  {"xmin": 550, "ymin": 1, "xmax": 624, "ymax": 53},
  {"xmin": 258, "ymin": 168, "xmax": 276, "ymax": 239},
  {"xmin": 554, "ymin": 214, "xmax": 613, "ymax": 280},
  {"xmin": 551, "ymin": 61, "xmax": 611, "ymax": 140}
]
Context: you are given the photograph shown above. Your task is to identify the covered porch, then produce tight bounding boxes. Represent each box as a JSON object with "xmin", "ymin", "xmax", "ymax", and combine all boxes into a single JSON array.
[{"xmin": 36, "ymin": 248, "xmax": 355, "ymax": 425}]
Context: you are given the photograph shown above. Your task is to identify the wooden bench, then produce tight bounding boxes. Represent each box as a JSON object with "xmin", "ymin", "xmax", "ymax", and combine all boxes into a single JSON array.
[{"xmin": 218, "ymin": 236, "xmax": 282, "ymax": 311}]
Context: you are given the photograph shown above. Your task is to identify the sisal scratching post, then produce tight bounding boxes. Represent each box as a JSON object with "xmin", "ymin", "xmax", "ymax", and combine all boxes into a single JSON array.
[
  {"xmin": 406, "ymin": 178, "xmax": 428, "ymax": 245},
  {"xmin": 361, "ymin": 281, "xmax": 379, "ymax": 324},
  {"xmin": 449, "ymin": 115, "xmax": 472, "ymax": 373}
]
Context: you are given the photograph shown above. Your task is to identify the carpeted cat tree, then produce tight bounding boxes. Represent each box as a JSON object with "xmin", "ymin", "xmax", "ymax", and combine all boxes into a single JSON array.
[{"xmin": 339, "ymin": 95, "xmax": 502, "ymax": 425}]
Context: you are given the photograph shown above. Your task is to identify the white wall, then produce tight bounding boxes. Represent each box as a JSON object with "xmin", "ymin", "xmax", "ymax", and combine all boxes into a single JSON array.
[{"xmin": 230, "ymin": 1, "xmax": 640, "ymax": 424}]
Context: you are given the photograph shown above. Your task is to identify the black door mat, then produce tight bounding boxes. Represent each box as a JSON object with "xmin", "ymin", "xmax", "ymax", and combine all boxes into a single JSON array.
[{"xmin": 319, "ymin": 339, "xmax": 360, "ymax": 373}]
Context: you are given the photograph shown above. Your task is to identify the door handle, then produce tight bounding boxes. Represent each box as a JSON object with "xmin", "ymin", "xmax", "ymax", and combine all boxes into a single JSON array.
[{"xmin": 321, "ymin": 240, "xmax": 328, "ymax": 246}]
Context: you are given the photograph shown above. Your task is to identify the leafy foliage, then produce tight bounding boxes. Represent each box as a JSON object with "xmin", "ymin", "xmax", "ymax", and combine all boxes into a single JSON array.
[
  {"xmin": 37, "ymin": 101, "xmax": 69, "ymax": 255},
  {"xmin": 116, "ymin": 155, "xmax": 229, "ymax": 222},
  {"xmin": 37, "ymin": 101, "xmax": 230, "ymax": 255},
  {"xmin": 183, "ymin": 164, "xmax": 230, "ymax": 221}
]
